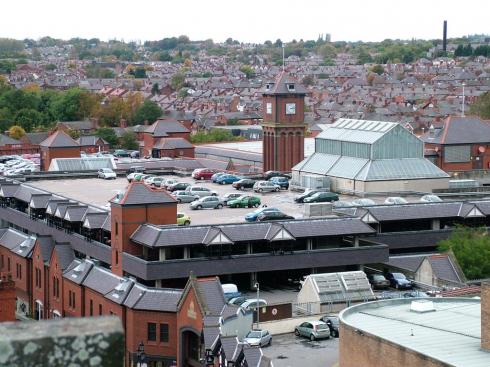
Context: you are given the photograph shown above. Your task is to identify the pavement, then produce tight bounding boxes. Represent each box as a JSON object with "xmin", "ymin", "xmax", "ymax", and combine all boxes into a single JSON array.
[
  {"xmin": 262, "ymin": 333, "xmax": 339, "ymax": 367},
  {"xmin": 29, "ymin": 175, "xmax": 423, "ymax": 226}
]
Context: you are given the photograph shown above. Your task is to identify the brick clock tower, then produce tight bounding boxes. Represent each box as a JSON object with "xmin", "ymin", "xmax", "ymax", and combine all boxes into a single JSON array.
[{"xmin": 261, "ymin": 72, "xmax": 307, "ymax": 172}]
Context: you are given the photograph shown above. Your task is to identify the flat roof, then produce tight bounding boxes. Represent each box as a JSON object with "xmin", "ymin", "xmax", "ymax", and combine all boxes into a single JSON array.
[{"xmin": 340, "ymin": 298, "xmax": 486, "ymax": 367}]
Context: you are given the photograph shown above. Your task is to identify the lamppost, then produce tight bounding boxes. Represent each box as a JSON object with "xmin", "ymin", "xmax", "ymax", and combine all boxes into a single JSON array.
[
  {"xmin": 254, "ymin": 282, "xmax": 260, "ymax": 329},
  {"xmin": 136, "ymin": 341, "xmax": 147, "ymax": 367},
  {"xmin": 462, "ymin": 82, "xmax": 466, "ymax": 117}
]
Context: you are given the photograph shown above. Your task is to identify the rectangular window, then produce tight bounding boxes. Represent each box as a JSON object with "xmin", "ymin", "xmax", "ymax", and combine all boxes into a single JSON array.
[
  {"xmin": 160, "ymin": 324, "xmax": 169, "ymax": 342},
  {"xmin": 147, "ymin": 323, "xmax": 157, "ymax": 341},
  {"xmin": 1, "ymin": 254, "xmax": 3, "ymax": 269},
  {"xmin": 90, "ymin": 300, "xmax": 93, "ymax": 316},
  {"xmin": 115, "ymin": 222, "xmax": 118, "ymax": 236},
  {"xmin": 53, "ymin": 277, "xmax": 56, "ymax": 297},
  {"xmin": 7, "ymin": 257, "xmax": 10, "ymax": 272},
  {"xmin": 18, "ymin": 264, "xmax": 22, "ymax": 280},
  {"xmin": 99, "ymin": 304, "xmax": 102, "ymax": 315},
  {"xmin": 266, "ymin": 102, "xmax": 272, "ymax": 114},
  {"xmin": 72, "ymin": 292, "xmax": 75, "ymax": 308},
  {"xmin": 444, "ymin": 145, "xmax": 471, "ymax": 163}
]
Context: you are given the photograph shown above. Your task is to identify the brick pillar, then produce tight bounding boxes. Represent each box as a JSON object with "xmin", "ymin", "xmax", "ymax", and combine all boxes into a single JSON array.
[
  {"xmin": 482, "ymin": 282, "xmax": 490, "ymax": 351},
  {"xmin": 0, "ymin": 275, "xmax": 16, "ymax": 322}
]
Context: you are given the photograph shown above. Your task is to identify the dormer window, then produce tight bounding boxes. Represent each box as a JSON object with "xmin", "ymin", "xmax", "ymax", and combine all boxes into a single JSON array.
[
  {"xmin": 266, "ymin": 84, "xmax": 271, "ymax": 90},
  {"xmin": 287, "ymin": 83, "xmax": 295, "ymax": 91}
]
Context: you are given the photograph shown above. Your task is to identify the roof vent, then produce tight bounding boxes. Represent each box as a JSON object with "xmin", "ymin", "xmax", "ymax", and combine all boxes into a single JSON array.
[{"xmin": 410, "ymin": 300, "xmax": 435, "ymax": 313}]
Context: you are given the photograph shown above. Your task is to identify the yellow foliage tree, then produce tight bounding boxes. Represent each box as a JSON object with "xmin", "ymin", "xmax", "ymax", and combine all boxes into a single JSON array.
[
  {"xmin": 8, "ymin": 125, "xmax": 26, "ymax": 140},
  {"xmin": 22, "ymin": 83, "xmax": 40, "ymax": 93}
]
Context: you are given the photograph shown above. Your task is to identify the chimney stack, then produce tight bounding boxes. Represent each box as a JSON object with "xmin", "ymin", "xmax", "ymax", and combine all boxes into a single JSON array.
[
  {"xmin": 482, "ymin": 282, "xmax": 490, "ymax": 351},
  {"xmin": 443, "ymin": 20, "xmax": 447, "ymax": 53}
]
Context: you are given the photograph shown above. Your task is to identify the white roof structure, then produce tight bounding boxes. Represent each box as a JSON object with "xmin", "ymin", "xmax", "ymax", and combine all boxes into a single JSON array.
[
  {"xmin": 49, "ymin": 157, "xmax": 116, "ymax": 171},
  {"xmin": 316, "ymin": 119, "xmax": 398, "ymax": 144}
]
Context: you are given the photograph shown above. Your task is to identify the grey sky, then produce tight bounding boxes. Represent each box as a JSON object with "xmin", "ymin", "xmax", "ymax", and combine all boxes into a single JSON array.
[{"xmin": 1, "ymin": 0, "xmax": 488, "ymax": 43}]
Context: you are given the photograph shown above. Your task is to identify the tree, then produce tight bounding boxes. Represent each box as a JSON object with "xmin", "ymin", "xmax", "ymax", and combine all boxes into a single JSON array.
[
  {"xmin": 370, "ymin": 64, "xmax": 385, "ymax": 75},
  {"xmin": 171, "ymin": 72, "xmax": 185, "ymax": 91},
  {"xmin": 274, "ymin": 39, "xmax": 283, "ymax": 48},
  {"xmin": 8, "ymin": 125, "xmax": 25, "ymax": 139},
  {"xmin": 438, "ymin": 226, "xmax": 490, "ymax": 280},
  {"xmin": 469, "ymin": 92, "xmax": 490, "ymax": 119},
  {"xmin": 120, "ymin": 131, "xmax": 139, "ymax": 150},
  {"xmin": 132, "ymin": 67, "xmax": 147, "ymax": 79},
  {"xmin": 132, "ymin": 100, "xmax": 162, "ymax": 125},
  {"xmin": 239, "ymin": 65, "xmax": 255, "ymax": 79},
  {"xmin": 14, "ymin": 108, "xmax": 43, "ymax": 131},
  {"xmin": 95, "ymin": 128, "xmax": 119, "ymax": 147},
  {"xmin": 50, "ymin": 88, "xmax": 95, "ymax": 121},
  {"xmin": 302, "ymin": 75, "xmax": 314, "ymax": 86}
]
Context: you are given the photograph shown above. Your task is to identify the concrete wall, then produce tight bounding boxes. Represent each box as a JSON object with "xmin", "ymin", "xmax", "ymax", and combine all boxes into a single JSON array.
[
  {"xmin": 258, "ymin": 313, "xmax": 324, "ymax": 335},
  {"xmin": 363, "ymin": 177, "xmax": 449, "ymax": 193},
  {"xmin": 482, "ymin": 282, "xmax": 490, "ymax": 351}
]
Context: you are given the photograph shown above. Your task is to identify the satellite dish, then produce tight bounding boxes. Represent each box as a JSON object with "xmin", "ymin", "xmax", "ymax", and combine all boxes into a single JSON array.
[{"xmin": 478, "ymin": 146, "xmax": 486, "ymax": 154}]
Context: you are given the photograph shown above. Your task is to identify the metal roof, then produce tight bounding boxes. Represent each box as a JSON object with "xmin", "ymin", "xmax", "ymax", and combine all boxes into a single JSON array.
[
  {"xmin": 341, "ymin": 298, "xmax": 486, "ymax": 367},
  {"xmin": 50, "ymin": 157, "xmax": 115, "ymax": 171}
]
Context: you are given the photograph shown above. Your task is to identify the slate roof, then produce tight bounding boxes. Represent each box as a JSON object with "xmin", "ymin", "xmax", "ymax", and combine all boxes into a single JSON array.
[
  {"xmin": 0, "ymin": 134, "xmax": 21, "ymax": 146},
  {"xmin": 421, "ymin": 116, "xmax": 490, "ymax": 145},
  {"xmin": 82, "ymin": 265, "xmax": 123, "ymax": 295},
  {"xmin": 131, "ymin": 217, "xmax": 375, "ymax": 248},
  {"xmin": 53, "ymin": 244, "xmax": 75, "ymax": 269},
  {"xmin": 37, "ymin": 236, "xmax": 55, "ymax": 264},
  {"xmin": 30, "ymin": 193, "xmax": 54, "ymax": 209},
  {"xmin": 220, "ymin": 336, "xmax": 243, "ymax": 362},
  {"xmin": 145, "ymin": 119, "xmax": 190, "ymax": 137},
  {"xmin": 64, "ymin": 205, "xmax": 89, "ymax": 222},
  {"xmin": 113, "ymin": 182, "xmax": 176, "ymax": 205},
  {"xmin": 63, "ymin": 259, "xmax": 94, "ymax": 285},
  {"xmin": 195, "ymin": 277, "xmax": 226, "ymax": 315},
  {"xmin": 203, "ymin": 326, "xmax": 221, "ymax": 350},
  {"xmin": 153, "ymin": 137, "xmax": 194, "ymax": 150},
  {"xmin": 83, "ymin": 212, "xmax": 109, "ymax": 229},
  {"xmin": 363, "ymin": 229, "xmax": 453, "ymax": 250},
  {"xmin": 77, "ymin": 136, "xmax": 109, "ymax": 146},
  {"xmin": 24, "ymin": 132, "xmax": 49, "ymax": 145},
  {"xmin": 123, "ymin": 283, "xmax": 182, "ymax": 312},
  {"xmin": 0, "ymin": 228, "xmax": 30, "ymax": 250},
  {"xmin": 0, "ymin": 183, "xmax": 20, "ymax": 198},
  {"xmin": 39, "ymin": 130, "xmax": 80, "ymax": 148},
  {"xmin": 263, "ymin": 72, "xmax": 307, "ymax": 95}
]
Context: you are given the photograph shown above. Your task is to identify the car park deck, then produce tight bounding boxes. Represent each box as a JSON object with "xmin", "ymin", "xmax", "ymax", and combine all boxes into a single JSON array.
[{"xmin": 30, "ymin": 175, "xmax": 424, "ymax": 225}]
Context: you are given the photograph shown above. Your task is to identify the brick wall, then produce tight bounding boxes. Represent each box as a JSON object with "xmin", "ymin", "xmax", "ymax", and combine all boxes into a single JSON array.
[
  {"xmin": 0, "ymin": 275, "xmax": 16, "ymax": 322},
  {"xmin": 482, "ymin": 282, "xmax": 490, "ymax": 350},
  {"xmin": 340, "ymin": 323, "xmax": 449, "ymax": 367},
  {"xmin": 41, "ymin": 146, "xmax": 81, "ymax": 171}
]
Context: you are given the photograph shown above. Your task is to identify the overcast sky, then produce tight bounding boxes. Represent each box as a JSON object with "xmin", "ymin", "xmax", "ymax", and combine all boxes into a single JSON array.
[{"xmin": 1, "ymin": 0, "xmax": 488, "ymax": 43}]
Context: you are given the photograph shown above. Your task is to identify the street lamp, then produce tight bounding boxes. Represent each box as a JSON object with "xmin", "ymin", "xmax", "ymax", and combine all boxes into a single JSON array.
[
  {"xmin": 254, "ymin": 282, "xmax": 260, "ymax": 329},
  {"xmin": 136, "ymin": 341, "xmax": 147, "ymax": 367}
]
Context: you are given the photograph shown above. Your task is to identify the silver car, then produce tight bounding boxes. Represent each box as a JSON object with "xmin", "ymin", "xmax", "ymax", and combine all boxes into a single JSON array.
[
  {"xmin": 172, "ymin": 190, "xmax": 199, "ymax": 203},
  {"xmin": 243, "ymin": 329, "xmax": 272, "ymax": 347},
  {"xmin": 186, "ymin": 186, "xmax": 218, "ymax": 198},
  {"xmin": 221, "ymin": 192, "xmax": 243, "ymax": 206},
  {"xmin": 295, "ymin": 320, "xmax": 331, "ymax": 341},
  {"xmin": 190, "ymin": 196, "xmax": 224, "ymax": 210},
  {"xmin": 253, "ymin": 181, "xmax": 281, "ymax": 193}
]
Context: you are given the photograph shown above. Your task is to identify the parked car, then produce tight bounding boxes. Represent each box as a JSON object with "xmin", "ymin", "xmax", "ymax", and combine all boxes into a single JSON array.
[
  {"xmin": 133, "ymin": 174, "xmax": 152, "ymax": 182},
  {"xmin": 192, "ymin": 168, "xmax": 217, "ymax": 180},
  {"xmin": 351, "ymin": 198, "xmax": 376, "ymax": 207},
  {"xmin": 253, "ymin": 181, "xmax": 280, "ymax": 193},
  {"xmin": 216, "ymin": 174, "xmax": 241, "ymax": 185},
  {"xmin": 186, "ymin": 186, "xmax": 217, "ymax": 198},
  {"xmin": 367, "ymin": 274, "xmax": 390, "ymax": 290},
  {"xmin": 221, "ymin": 192, "xmax": 243, "ymax": 206},
  {"xmin": 240, "ymin": 299, "xmax": 268, "ymax": 310},
  {"xmin": 113, "ymin": 149, "xmax": 130, "ymax": 158},
  {"xmin": 319, "ymin": 315, "xmax": 340, "ymax": 338},
  {"xmin": 172, "ymin": 191, "xmax": 200, "ymax": 203},
  {"xmin": 257, "ymin": 211, "xmax": 295, "ymax": 221},
  {"xmin": 144, "ymin": 176, "xmax": 161, "ymax": 185},
  {"xmin": 403, "ymin": 290, "xmax": 429, "ymax": 298},
  {"xmin": 304, "ymin": 192, "xmax": 339, "ymax": 203},
  {"xmin": 126, "ymin": 172, "xmax": 140, "ymax": 182},
  {"xmin": 269, "ymin": 176, "xmax": 289, "ymax": 189},
  {"xmin": 228, "ymin": 195, "xmax": 261, "ymax": 208},
  {"xmin": 98, "ymin": 168, "xmax": 117, "ymax": 180},
  {"xmin": 222, "ymin": 284, "xmax": 241, "ymax": 301},
  {"xmin": 294, "ymin": 321, "xmax": 331, "ymax": 341},
  {"xmin": 232, "ymin": 178, "xmax": 256, "ymax": 190},
  {"xmin": 243, "ymin": 329, "xmax": 272, "ymax": 347},
  {"xmin": 126, "ymin": 166, "xmax": 145, "ymax": 175},
  {"xmin": 420, "ymin": 194, "xmax": 443, "ymax": 203},
  {"xmin": 167, "ymin": 182, "xmax": 191, "ymax": 192},
  {"xmin": 333, "ymin": 200, "xmax": 354, "ymax": 208},
  {"xmin": 264, "ymin": 171, "xmax": 290, "ymax": 180},
  {"xmin": 162, "ymin": 178, "xmax": 178, "ymax": 189},
  {"xmin": 228, "ymin": 296, "xmax": 247, "ymax": 306},
  {"xmin": 176, "ymin": 213, "xmax": 191, "ymax": 226},
  {"xmin": 386, "ymin": 272, "xmax": 413, "ymax": 290},
  {"xmin": 148, "ymin": 177, "xmax": 165, "ymax": 187},
  {"xmin": 211, "ymin": 172, "xmax": 227, "ymax": 183},
  {"xmin": 190, "ymin": 196, "xmax": 224, "ymax": 210},
  {"xmin": 384, "ymin": 197, "xmax": 408, "ymax": 205},
  {"xmin": 245, "ymin": 207, "xmax": 281, "ymax": 222},
  {"xmin": 294, "ymin": 189, "xmax": 325, "ymax": 203}
]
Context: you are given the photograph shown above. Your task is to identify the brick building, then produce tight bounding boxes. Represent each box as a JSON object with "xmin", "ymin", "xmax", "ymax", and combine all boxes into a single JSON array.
[
  {"xmin": 141, "ymin": 119, "xmax": 193, "ymax": 158},
  {"xmin": 0, "ymin": 275, "xmax": 16, "ymax": 322},
  {"xmin": 261, "ymin": 72, "xmax": 307, "ymax": 172},
  {"xmin": 77, "ymin": 135, "xmax": 110, "ymax": 153},
  {"xmin": 339, "ymin": 295, "xmax": 488, "ymax": 367},
  {"xmin": 421, "ymin": 115, "xmax": 490, "ymax": 172},
  {"xmin": 0, "ymin": 134, "xmax": 39, "ymax": 156},
  {"xmin": 39, "ymin": 130, "xmax": 81, "ymax": 171}
]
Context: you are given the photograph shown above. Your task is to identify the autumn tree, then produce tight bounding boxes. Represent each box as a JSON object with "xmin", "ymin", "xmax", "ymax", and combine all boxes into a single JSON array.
[
  {"xmin": 8, "ymin": 125, "xmax": 25, "ymax": 139},
  {"xmin": 171, "ymin": 72, "xmax": 186, "ymax": 91},
  {"xmin": 470, "ymin": 92, "xmax": 490, "ymax": 119},
  {"xmin": 370, "ymin": 64, "xmax": 385, "ymax": 75}
]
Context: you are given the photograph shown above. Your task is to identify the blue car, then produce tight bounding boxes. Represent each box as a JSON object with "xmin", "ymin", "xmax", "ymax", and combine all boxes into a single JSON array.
[
  {"xmin": 245, "ymin": 207, "xmax": 281, "ymax": 222},
  {"xmin": 269, "ymin": 176, "xmax": 289, "ymax": 189},
  {"xmin": 211, "ymin": 172, "xmax": 227, "ymax": 183},
  {"xmin": 216, "ymin": 174, "xmax": 241, "ymax": 185}
]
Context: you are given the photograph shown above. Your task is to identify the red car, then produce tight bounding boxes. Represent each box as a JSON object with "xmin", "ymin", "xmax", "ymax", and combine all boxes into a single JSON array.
[{"xmin": 192, "ymin": 168, "xmax": 217, "ymax": 180}]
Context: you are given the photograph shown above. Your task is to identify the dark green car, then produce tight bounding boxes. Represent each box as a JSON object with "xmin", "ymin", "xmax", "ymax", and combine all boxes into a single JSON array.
[{"xmin": 228, "ymin": 195, "xmax": 261, "ymax": 208}]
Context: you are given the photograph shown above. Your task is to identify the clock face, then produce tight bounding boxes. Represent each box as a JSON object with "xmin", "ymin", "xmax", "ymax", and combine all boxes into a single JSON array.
[
  {"xmin": 285, "ymin": 103, "xmax": 296, "ymax": 115},
  {"xmin": 266, "ymin": 102, "xmax": 272, "ymax": 114}
]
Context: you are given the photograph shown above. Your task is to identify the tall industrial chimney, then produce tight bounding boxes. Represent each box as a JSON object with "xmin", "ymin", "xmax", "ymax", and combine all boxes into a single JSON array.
[{"xmin": 443, "ymin": 20, "xmax": 447, "ymax": 52}]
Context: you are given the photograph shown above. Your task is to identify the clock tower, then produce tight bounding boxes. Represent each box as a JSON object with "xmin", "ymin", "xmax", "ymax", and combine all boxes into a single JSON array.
[{"xmin": 261, "ymin": 72, "xmax": 307, "ymax": 172}]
